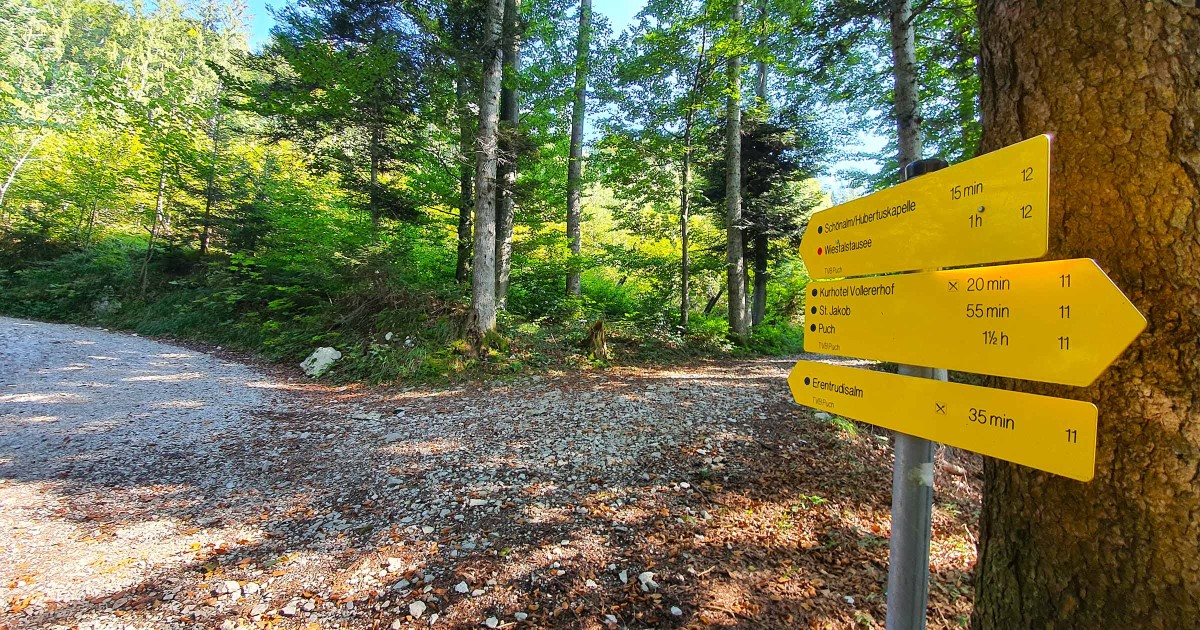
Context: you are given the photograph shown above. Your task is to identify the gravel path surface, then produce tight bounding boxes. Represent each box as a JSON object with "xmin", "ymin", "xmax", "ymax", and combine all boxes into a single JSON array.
[{"xmin": 0, "ymin": 317, "xmax": 980, "ymax": 630}]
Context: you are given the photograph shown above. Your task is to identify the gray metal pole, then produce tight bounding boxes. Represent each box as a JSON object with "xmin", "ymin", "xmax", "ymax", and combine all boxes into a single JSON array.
[{"xmin": 885, "ymin": 159, "xmax": 948, "ymax": 630}]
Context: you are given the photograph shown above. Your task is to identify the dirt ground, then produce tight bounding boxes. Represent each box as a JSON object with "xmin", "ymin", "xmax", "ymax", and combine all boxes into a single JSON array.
[{"xmin": 0, "ymin": 316, "xmax": 981, "ymax": 629}]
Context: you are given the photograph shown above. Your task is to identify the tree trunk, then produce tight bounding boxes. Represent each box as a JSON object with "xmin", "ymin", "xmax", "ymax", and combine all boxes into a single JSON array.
[
  {"xmin": 725, "ymin": 0, "xmax": 748, "ymax": 343},
  {"xmin": 679, "ymin": 28, "xmax": 709, "ymax": 331},
  {"xmin": 750, "ymin": 29, "xmax": 769, "ymax": 327},
  {"xmin": 680, "ymin": 137, "xmax": 692, "ymax": 330},
  {"xmin": 889, "ymin": 0, "xmax": 922, "ymax": 167},
  {"xmin": 751, "ymin": 232, "xmax": 768, "ymax": 326},
  {"xmin": 455, "ymin": 57, "xmax": 474, "ymax": 284},
  {"xmin": 83, "ymin": 199, "xmax": 99, "ymax": 250},
  {"xmin": 0, "ymin": 132, "xmax": 46, "ymax": 222},
  {"xmin": 971, "ymin": 1, "xmax": 1200, "ymax": 627},
  {"xmin": 495, "ymin": 0, "xmax": 521, "ymax": 309},
  {"xmin": 703, "ymin": 286, "xmax": 724, "ymax": 316},
  {"xmin": 140, "ymin": 165, "xmax": 168, "ymax": 296},
  {"xmin": 565, "ymin": 0, "xmax": 591, "ymax": 297},
  {"xmin": 369, "ymin": 124, "xmax": 382, "ymax": 229},
  {"xmin": 200, "ymin": 84, "xmax": 223, "ymax": 256},
  {"xmin": 468, "ymin": 0, "xmax": 504, "ymax": 340}
]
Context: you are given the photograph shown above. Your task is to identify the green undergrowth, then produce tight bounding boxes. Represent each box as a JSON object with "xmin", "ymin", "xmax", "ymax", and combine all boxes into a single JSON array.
[{"xmin": 0, "ymin": 237, "xmax": 808, "ymax": 384}]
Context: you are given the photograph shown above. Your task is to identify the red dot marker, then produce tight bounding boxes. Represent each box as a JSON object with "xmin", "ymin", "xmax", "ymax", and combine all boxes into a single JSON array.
[{"xmin": 817, "ymin": 247, "xmax": 823, "ymax": 255}]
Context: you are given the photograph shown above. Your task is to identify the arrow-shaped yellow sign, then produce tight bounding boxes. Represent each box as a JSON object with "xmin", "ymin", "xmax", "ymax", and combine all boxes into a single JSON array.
[
  {"xmin": 800, "ymin": 135, "xmax": 1050, "ymax": 279},
  {"xmin": 803, "ymin": 259, "xmax": 1146, "ymax": 386},
  {"xmin": 787, "ymin": 360, "xmax": 1099, "ymax": 481}
]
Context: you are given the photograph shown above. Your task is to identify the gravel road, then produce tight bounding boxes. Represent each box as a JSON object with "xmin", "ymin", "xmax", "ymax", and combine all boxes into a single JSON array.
[{"xmin": 3, "ymin": 316, "xmax": 863, "ymax": 629}]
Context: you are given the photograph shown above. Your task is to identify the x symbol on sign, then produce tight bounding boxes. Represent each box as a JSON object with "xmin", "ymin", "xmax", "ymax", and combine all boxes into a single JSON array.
[
  {"xmin": 948, "ymin": 281, "xmax": 958, "ymax": 292},
  {"xmin": 935, "ymin": 403, "xmax": 946, "ymax": 415}
]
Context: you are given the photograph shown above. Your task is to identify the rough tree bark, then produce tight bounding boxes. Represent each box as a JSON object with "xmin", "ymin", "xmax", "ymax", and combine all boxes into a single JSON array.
[
  {"xmin": 725, "ymin": 0, "xmax": 748, "ymax": 343},
  {"xmin": 468, "ymin": 0, "xmax": 504, "ymax": 339},
  {"xmin": 565, "ymin": 0, "xmax": 590, "ymax": 297},
  {"xmin": 889, "ymin": 0, "xmax": 922, "ymax": 167},
  {"xmin": 972, "ymin": 1, "xmax": 1200, "ymax": 627},
  {"xmin": 455, "ymin": 62, "xmax": 474, "ymax": 284},
  {"xmin": 495, "ymin": 0, "xmax": 521, "ymax": 309}
]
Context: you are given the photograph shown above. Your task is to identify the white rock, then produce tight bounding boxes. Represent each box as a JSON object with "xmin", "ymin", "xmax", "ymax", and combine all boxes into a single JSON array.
[
  {"xmin": 422, "ymin": 526, "xmax": 435, "ymax": 534},
  {"xmin": 430, "ymin": 613, "xmax": 439, "ymax": 624},
  {"xmin": 387, "ymin": 558, "xmax": 405, "ymax": 573},
  {"xmin": 220, "ymin": 621, "xmax": 236, "ymax": 630},
  {"xmin": 815, "ymin": 411, "xmax": 833, "ymax": 421},
  {"xmin": 618, "ymin": 570, "xmax": 628, "ymax": 584},
  {"xmin": 844, "ymin": 595, "xmax": 855, "ymax": 605},
  {"xmin": 385, "ymin": 432, "xmax": 404, "ymax": 443},
  {"xmin": 242, "ymin": 582, "xmax": 260, "ymax": 596},
  {"xmin": 638, "ymin": 571, "xmax": 658, "ymax": 591},
  {"xmin": 468, "ymin": 498, "xmax": 487, "ymax": 507},
  {"xmin": 391, "ymin": 621, "xmax": 403, "ymax": 630},
  {"xmin": 670, "ymin": 606, "xmax": 683, "ymax": 616},
  {"xmin": 250, "ymin": 603, "xmax": 269, "ymax": 616},
  {"xmin": 514, "ymin": 612, "xmax": 528, "ymax": 621},
  {"xmin": 585, "ymin": 579, "xmax": 597, "ymax": 588},
  {"xmin": 455, "ymin": 581, "xmax": 469, "ymax": 594},
  {"xmin": 281, "ymin": 603, "xmax": 298, "ymax": 617},
  {"xmin": 470, "ymin": 589, "xmax": 485, "ymax": 597},
  {"xmin": 485, "ymin": 618, "xmax": 499, "ymax": 628},
  {"xmin": 222, "ymin": 580, "xmax": 241, "ymax": 596},
  {"xmin": 300, "ymin": 347, "xmax": 342, "ymax": 377},
  {"xmin": 604, "ymin": 614, "xmax": 619, "ymax": 625},
  {"xmin": 409, "ymin": 600, "xmax": 427, "ymax": 618},
  {"xmin": 385, "ymin": 332, "xmax": 395, "ymax": 341}
]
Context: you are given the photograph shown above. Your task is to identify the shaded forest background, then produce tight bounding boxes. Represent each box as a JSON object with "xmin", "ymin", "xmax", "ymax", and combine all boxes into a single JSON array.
[{"xmin": 0, "ymin": 0, "xmax": 978, "ymax": 381}]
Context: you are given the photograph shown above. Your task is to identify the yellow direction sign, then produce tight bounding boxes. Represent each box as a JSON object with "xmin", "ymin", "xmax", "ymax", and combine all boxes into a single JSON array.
[
  {"xmin": 788, "ymin": 360, "xmax": 1099, "ymax": 480},
  {"xmin": 800, "ymin": 135, "xmax": 1050, "ymax": 279},
  {"xmin": 804, "ymin": 259, "xmax": 1145, "ymax": 386}
]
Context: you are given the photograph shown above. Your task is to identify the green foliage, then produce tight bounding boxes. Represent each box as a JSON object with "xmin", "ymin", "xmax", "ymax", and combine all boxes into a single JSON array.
[{"xmin": 0, "ymin": 0, "xmax": 896, "ymax": 382}]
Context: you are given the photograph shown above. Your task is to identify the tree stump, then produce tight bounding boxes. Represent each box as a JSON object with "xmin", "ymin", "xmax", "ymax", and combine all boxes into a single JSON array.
[{"xmin": 583, "ymin": 319, "xmax": 610, "ymax": 361}]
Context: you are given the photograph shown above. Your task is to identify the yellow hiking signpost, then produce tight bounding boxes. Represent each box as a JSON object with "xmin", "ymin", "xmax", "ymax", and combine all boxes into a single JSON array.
[
  {"xmin": 787, "ymin": 135, "xmax": 1146, "ymax": 629},
  {"xmin": 787, "ymin": 361, "xmax": 1099, "ymax": 481},
  {"xmin": 799, "ymin": 134, "xmax": 1050, "ymax": 280},
  {"xmin": 803, "ymin": 259, "xmax": 1147, "ymax": 386}
]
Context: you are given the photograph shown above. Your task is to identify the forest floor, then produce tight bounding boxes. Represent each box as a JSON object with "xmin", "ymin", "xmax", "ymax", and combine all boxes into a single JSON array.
[{"xmin": 0, "ymin": 316, "xmax": 981, "ymax": 630}]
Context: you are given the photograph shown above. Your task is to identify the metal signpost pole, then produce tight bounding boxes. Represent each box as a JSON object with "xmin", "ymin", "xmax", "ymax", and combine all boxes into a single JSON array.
[{"xmin": 885, "ymin": 158, "xmax": 947, "ymax": 630}]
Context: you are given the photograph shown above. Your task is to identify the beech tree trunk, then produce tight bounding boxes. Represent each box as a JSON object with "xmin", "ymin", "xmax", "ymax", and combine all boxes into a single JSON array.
[
  {"xmin": 889, "ymin": 0, "xmax": 922, "ymax": 167},
  {"xmin": 972, "ymin": 1, "xmax": 1200, "ymax": 627},
  {"xmin": 724, "ymin": 0, "xmax": 748, "ymax": 343},
  {"xmin": 495, "ymin": 0, "xmax": 521, "ymax": 309},
  {"xmin": 469, "ymin": 0, "xmax": 504, "ymax": 338},
  {"xmin": 565, "ymin": 0, "xmax": 590, "ymax": 297},
  {"xmin": 455, "ymin": 57, "xmax": 474, "ymax": 284}
]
